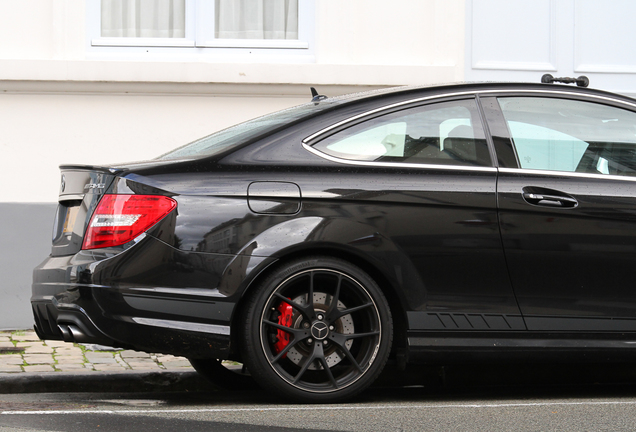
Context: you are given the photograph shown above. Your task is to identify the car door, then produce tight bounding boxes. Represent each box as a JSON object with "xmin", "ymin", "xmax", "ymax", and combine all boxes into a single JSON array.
[
  {"xmin": 305, "ymin": 96, "xmax": 524, "ymax": 331},
  {"xmin": 483, "ymin": 93, "xmax": 636, "ymax": 331}
]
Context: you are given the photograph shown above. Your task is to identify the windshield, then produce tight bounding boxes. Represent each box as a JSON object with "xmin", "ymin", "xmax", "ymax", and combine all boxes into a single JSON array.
[{"xmin": 157, "ymin": 101, "xmax": 337, "ymax": 160}]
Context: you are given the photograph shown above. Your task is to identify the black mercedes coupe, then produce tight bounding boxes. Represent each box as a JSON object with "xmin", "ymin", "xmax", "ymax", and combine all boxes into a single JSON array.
[{"xmin": 32, "ymin": 78, "xmax": 636, "ymax": 402}]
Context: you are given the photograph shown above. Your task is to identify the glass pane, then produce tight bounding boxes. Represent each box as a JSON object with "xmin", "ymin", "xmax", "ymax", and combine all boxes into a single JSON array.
[
  {"xmin": 507, "ymin": 121, "xmax": 589, "ymax": 171},
  {"xmin": 101, "ymin": 0, "xmax": 186, "ymax": 38},
  {"xmin": 158, "ymin": 102, "xmax": 334, "ymax": 160},
  {"xmin": 325, "ymin": 122, "xmax": 407, "ymax": 160},
  {"xmin": 499, "ymin": 97, "xmax": 636, "ymax": 176},
  {"xmin": 312, "ymin": 100, "xmax": 492, "ymax": 167},
  {"xmin": 215, "ymin": 0, "xmax": 299, "ymax": 40}
]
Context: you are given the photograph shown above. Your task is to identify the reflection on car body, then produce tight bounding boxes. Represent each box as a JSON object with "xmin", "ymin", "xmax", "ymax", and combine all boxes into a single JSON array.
[{"xmin": 31, "ymin": 78, "xmax": 636, "ymax": 402}]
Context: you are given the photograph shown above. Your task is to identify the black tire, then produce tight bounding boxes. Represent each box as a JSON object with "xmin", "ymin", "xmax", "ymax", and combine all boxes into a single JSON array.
[
  {"xmin": 188, "ymin": 358, "xmax": 257, "ymax": 390},
  {"xmin": 241, "ymin": 256, "xmax": 393, "ymax": 403}
]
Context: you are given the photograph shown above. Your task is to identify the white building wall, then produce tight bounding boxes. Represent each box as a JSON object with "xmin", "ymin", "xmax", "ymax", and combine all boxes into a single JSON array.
[{"xmin": 0, "ymin": 92, "xmax": 308, "ymax": 203}]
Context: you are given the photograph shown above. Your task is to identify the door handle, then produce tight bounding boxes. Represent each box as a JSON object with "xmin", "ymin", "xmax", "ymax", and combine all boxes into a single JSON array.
[{"xmin": 521, "ymin": 188, "xmax": 578, "ymax": 208}]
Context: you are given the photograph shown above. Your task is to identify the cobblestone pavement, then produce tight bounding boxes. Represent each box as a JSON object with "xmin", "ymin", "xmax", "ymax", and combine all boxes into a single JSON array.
[{"xmin": 0, "ymin": 329, "xmax": 195, "ymax": 374}]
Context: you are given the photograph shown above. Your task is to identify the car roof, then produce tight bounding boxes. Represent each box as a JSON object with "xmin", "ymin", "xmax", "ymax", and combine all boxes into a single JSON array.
[
  {"xmin": 319, "ymin": 81, "xmax": 636, "ymax": 107},
  {"xmin": 114, "ymin": 80, "xmax": 636, "ymax": 173}
]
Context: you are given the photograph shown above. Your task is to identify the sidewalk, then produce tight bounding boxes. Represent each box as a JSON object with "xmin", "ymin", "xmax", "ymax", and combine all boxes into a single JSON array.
[
  {"xmin": 0, "ymin": 329, "xmax": 194, "ymax": 374},
  {"xmin": 0, "ymin": 329, "xmax": 213, "ymax": 393}
]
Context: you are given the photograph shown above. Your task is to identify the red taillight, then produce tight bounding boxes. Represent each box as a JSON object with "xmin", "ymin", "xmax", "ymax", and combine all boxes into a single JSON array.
[{"xmin": 82, "ymin": 194, "xmax": 177, "ymax": 250}]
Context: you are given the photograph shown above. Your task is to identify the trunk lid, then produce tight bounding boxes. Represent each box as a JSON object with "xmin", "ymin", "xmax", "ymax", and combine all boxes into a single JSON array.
[{"xmin": 51, "ymin": 166, "xmax": 119, "ymax": 257}]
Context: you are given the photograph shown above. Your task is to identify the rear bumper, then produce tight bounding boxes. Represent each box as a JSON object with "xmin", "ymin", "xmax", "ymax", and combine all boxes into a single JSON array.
[
  {"xmin": 31, "ymin": 295, "xmax": 232, "ymax": 358},
  {"xmin": 30, "ymin": 235, "xmax": 262, "ymax": 359}
]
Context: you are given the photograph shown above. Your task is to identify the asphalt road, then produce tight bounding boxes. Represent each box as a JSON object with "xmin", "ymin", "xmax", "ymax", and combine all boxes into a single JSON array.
[{"xmin": 2, "ymin": 363, "xmax": 636, "ymax": 431}]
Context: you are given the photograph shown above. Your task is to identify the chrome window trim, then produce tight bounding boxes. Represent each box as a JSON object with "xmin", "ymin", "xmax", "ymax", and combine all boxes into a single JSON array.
[
  {"xmin": 499, "ymin": 167, "xmax": 636, "ymax": 182},
  {"xmin": 302, "ymin": 142, "xmax": 497, "ymax": 172},
  {"xmin": 303, "ymin": 90, "xmax": 480, "ymax": 144},
  {"xmin": 302, "ymin": 88, "xmax": 636, "ymax": 144},
  {"xmin": 302, "ymin": 88, "xmax": 636, "ymax": 173}
]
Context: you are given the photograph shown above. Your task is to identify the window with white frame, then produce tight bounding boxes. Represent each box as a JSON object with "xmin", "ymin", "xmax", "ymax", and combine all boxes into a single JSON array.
[{"xmin": 88, "ymin": 0, "xmax": 313, "ymax": 53}]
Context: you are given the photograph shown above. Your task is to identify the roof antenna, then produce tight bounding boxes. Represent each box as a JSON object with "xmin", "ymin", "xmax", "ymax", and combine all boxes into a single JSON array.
[
  {"xmin": 310, "ymin": 87, "xmax": 328, "ymax": 103},
  {"xmin": 541, "ymin": 74, "xmax": 589, "ymax": 87}
]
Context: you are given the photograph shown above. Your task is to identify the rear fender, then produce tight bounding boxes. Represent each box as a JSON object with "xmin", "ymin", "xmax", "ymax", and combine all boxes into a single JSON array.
[{"xmin": 221, "ymin": 216, "xmax": 423, "ymax": 321}]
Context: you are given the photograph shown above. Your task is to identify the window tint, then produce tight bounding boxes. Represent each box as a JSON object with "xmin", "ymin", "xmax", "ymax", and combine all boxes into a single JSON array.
[
  {"xmin": 498, "ymin": 97, "xmax": 636, "ymax": 176},
  {"xmin": 311, "ymin": 99, "xmax": 492, "ymax": 167},
  {"xmin": 158, "ymin": 101, "xmax": 335, "ymax": 160},
  {"xmin": 507, "ymin": 121, "xmax": 589, "ymax": 171}
]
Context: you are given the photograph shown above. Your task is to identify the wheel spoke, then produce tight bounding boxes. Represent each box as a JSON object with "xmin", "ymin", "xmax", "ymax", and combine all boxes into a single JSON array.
[
  {"xmin": 319, "ymin": 354, "xmax": 339, "ymax": 389},
  {"xmin": 325, "ymin": 274, "xmax": 342, "ymax": 319},
  {"xmin": 306, "ymin": 271, "xmax": 317, "ymax": 318},
  {"xmin": 272, "ymin": 292, "xmax": 314, "ymax": 320},
  {"xmin": 270, "ymin": 336, "xmax": 304, "ymax": 364},
  {"xmin": 328, "ymin": 331, "xmax": 377, "ymax": 374},
  {"xmin": 329, "ymin": 330, "xmax": 380, "ymax": 349},
  {"xmin": 336, "ymin": 344, "xmax": 363, "ymax": 373},
  {"xmin": 262, "ymin": 319, "xmax": 308, "ymax": 339},
  {"xmin": 291, "ymin": 341, "xmax": 338, "ymax": 389},
  {"xmin": 292, "ymin": 342, "xmax": 322, "ymax": 384},
  {"xmin": 308, "ymin": 270, "xmax": 315, "ymax": 303},
  {"xmin": 330, "ymin": 301, "xmax": 374, "ymax": 320},
  {"xmin": 345, "ymin": 330, "xmax": 380, "ymax": 339}
]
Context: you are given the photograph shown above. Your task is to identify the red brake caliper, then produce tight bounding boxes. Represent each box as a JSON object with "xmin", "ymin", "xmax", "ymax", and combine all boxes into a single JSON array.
[{"xmin": 273, "ymin": 300, "xmax": 293, "ymax": 357}]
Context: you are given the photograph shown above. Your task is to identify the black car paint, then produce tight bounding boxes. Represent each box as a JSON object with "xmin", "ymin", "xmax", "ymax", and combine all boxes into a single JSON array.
[{"xmin": 32, "ymin": 82, "xmax": 636, "ymax": 364}]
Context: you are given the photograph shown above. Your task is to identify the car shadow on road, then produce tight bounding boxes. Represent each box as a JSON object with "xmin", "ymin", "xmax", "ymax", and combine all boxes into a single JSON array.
[
  {"xmin": 118, "ymin": 361, "xmax": 636, "ymax": 406},
  {"xmin": 361, "ymin": 361, "xmax": 636, "ymax": 403}
]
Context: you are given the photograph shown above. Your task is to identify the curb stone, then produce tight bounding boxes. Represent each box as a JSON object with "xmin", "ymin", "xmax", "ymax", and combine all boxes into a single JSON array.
[{"xmin": 0, "ymin": 371, "xmax": 214, "ymax": 394}]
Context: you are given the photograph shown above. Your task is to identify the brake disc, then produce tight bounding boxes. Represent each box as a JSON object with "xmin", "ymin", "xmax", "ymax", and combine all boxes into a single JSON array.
[{"xmin": 285, "ymin": 292, "xmax": 354, "ymax": 369}]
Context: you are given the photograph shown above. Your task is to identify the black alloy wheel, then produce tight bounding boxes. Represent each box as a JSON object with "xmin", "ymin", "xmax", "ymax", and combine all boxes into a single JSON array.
[{"xmin": 241, "ymin": 257, "xmax": 393, "ymax": 403}]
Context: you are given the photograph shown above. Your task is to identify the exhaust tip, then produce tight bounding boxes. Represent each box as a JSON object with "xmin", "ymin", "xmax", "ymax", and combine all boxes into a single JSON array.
[
  {"xmin": 67, "ymin": 324, "xmax": 89, "ymax": 343},
  {"xmin": 57, "ymin": 324, "xmax": 74, "ymax": 342}
]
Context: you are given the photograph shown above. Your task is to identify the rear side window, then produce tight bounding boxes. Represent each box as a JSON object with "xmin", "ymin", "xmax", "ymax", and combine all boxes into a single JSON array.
[
  {"xmin": 498, "ymin": 97, "xmax": 636, "ymax": 176},
  {"xmin": 157, "ymin": 101, "xmax": 337, "ymax": 160},
  {"xmin": 311, "ymin": 99, "xmax": 492, "ymax": 167}
]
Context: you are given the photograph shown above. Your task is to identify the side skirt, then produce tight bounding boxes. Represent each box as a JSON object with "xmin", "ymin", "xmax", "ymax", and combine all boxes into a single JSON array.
[{"xmin": 406, "ymin": 331, "xmax": 636, "ymax": 363}]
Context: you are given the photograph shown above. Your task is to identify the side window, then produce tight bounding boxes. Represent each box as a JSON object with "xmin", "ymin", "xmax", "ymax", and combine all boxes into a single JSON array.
[
  {"xmin": 498, "ymin": 97, "xmax": 636, "ymax": 176},
  {"xmin": 311, "ymin": 99, "xmax": 492, "ymax": 167}
]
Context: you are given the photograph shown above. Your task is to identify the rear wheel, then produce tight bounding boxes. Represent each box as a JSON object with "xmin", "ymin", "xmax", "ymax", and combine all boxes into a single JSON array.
[{"xmin": 241, "ymin": 257, "xmax": 393, "ymax": 403}]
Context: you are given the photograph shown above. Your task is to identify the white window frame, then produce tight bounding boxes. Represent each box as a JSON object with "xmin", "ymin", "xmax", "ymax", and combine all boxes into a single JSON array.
[{"xmin": 86, "ymin": 0, "xmax": 314, "ymax": 57}]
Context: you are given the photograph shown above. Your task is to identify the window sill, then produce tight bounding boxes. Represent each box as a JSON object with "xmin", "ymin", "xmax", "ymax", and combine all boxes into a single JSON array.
[
  {"xmin": 92, "ymin": 38, "xmax": 309, "ymax": 50},
  {"xmin": 92, "ymin": 38, "xmax": 196, "ymax": 48},
  {"xmin": 196, "ymin": 39, "xmax": 308, "ymax": 49}
]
